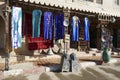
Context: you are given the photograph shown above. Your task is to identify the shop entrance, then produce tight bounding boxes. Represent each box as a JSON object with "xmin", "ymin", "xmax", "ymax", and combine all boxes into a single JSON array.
[
  {"xmin": 90, "ymin": 27, "xmax": 97, "ymax": 48},
  {"xmin": 113, "ymin": 29, "xmax": 119, "ymax": 48}
]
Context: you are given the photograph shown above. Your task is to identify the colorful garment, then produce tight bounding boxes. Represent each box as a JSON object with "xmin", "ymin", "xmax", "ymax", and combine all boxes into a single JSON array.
[
  {"xmin": 55, "ymin": 13, "xmax": 64, "ymax": 40},
  {"xmin": 84, "ymin": 17, "xmax": 90, "ymax": 41},
  {"xmin": 44, "ymin": 12, "xmax": 53, "ymax": 40},
  {"xmin": 71, "ymin": 16, "xmax": 80, "ymax": 42},
  {"xmin": 32, "ymin": 10, "xmax": 42, "ymax": 38},
  {"xmin": 11, "ymin": 6, "xmax": 22, "ymax": 49}
]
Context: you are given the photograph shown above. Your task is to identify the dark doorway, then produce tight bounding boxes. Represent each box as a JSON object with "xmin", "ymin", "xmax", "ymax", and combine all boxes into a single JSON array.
[
  {"xmin": 113, "ymin": 29, "xmax": 118, "ymax": 48},
  {"xmin": 90, "ymin": 27, "xmax": 97, "ymax": 48}
]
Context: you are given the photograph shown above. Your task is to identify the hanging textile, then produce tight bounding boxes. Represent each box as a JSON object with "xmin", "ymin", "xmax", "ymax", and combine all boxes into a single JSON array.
[
  {"xmin": 44, "ymin": 12, "xmax": 53, "ymax": 40},
  {"xmin": 32, "ymin": 10, "xmax": 42, "ymax": 38},
  {"xmin": 25, "ymin": 13, "xmax": 53, "ymax": 50},
  {"xmin": 71, "ymin": 16, "xmax": 80, "ymax": 42},
  {"xmin": 11, "ymin": 6, "xmax": 22, "ymax": 49},
  {"xmin": 84, "ymin": 17, "xmax": 90, "ymax": 41},
  {"xmin": 55, "ymin": 13, "xmax": 64, "ymax": 40}
]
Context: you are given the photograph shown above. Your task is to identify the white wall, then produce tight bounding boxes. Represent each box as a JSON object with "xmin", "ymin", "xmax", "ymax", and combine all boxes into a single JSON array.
[
  {"xmin": 100, "ymin": 0, "xmax": 120, "ymax": 8},
  {"xmin": 66, "ymin": 0, "xmax": 120, "ymax": 9}
]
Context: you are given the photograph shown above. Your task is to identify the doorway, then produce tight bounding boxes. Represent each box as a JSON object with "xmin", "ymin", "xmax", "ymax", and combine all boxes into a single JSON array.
[{"xmin": 90, "ymin": 27, "xmax": 97, "ymax": 48}]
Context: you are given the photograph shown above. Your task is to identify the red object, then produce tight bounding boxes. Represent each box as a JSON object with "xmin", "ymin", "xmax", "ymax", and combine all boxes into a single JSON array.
[{"xmin": 24, "ymin": 13, "xmax": 53, "ymax": 50}]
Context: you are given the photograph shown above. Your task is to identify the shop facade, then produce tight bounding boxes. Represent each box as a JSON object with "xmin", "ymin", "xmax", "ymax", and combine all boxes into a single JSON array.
[{"xmin": 1, "ymin": 0, "xmax": 120, "ymax": 56}]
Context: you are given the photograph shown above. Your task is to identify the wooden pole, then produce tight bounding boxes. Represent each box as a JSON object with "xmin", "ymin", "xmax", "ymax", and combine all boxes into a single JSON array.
[{"xmin": 4, "ymin": 0, "xmax": 11, "ymax": 71}]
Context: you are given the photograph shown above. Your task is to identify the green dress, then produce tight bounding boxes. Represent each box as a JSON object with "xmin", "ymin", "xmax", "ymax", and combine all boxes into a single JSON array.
[{"xmin": 102, "ymin": 47, "xmax": 111, "ymax": 63}]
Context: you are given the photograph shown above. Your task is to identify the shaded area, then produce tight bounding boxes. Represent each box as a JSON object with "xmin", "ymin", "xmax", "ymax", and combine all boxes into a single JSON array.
[
  {"xmin": 87, "ymin": 67, "xmax": 112, "ymax": 80},
  {"xmin": 2, "ymin": 75, "xmax": 28, "ymax": 80},
  {"xmin": 100, "ymin": 67, "xmax": 120, "ymax": 78},
  {"xmin": 78, "ymin": 69, "xmax": 97, "ymax": 80},
  {"xmin": 40, "ymin": 63, "xmax": 120, "ymax": 80},
  {"xmin": 55, "ymin": 73, "xmax": 70, "ymax": 80},
  {"xmin": 39, "ymin": 73, "xmax": 52, "ymax": 80}
]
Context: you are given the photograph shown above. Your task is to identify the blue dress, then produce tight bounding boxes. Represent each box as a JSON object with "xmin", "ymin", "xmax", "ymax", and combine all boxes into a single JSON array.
[
  {"xmin": 44, "ymin": 12, "xmax": 53, "ymax": 40},
  {"xmin": 71, "ymin": 16, "xmax": 80, "ymax": 42},
  {"xmin": 55, "ymin": 13, "xmax": 64, "ymax": 40},
  {"xmin": 84, "ymin": 17, "xmax": 90, "ymax": 41},
  {"xmin": 32, "ymin": 10, "xmax": 42, "ymax": 38}
]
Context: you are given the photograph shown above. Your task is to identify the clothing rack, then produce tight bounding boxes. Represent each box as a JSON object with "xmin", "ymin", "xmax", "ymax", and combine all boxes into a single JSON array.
[{"xmin": 12, "ymin": 0, "xmax": 96, "ymax": 17}]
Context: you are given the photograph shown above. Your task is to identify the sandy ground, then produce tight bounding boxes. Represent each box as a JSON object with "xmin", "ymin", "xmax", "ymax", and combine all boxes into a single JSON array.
[
  {"xmin": 1, "ymin": 49, "xmax": 120, "ymax": 80},
  {"xmin": 1, "ymin": 62, "xmax": 120, "ymax": 80},
  {"xmin": 39, "ymin": 63, "xmax": 120, "ymax": 80}
]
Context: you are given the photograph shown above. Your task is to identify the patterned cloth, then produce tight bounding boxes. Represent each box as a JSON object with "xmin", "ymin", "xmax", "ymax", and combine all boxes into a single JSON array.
[
  {"xmin": 55, "ymin": 13, "xmax": 64, "ymax": 40},
  {"xmin": 84, "ymin": 17, "xmax": 90, "ymax": 41},
  {"xmin": 71, "ymin": 16, "xmax": 80, "ymax": 42},
  {"xmin": 44, "ymin": 12, "xmax": 53, "ymax": 40},
  {"xmin": 11, "ymin": 6, "xmax": 22, "ymax": 49},
  {"xmin": 32, "ymin": 10, "xmax": 42, "ymax": 38}
]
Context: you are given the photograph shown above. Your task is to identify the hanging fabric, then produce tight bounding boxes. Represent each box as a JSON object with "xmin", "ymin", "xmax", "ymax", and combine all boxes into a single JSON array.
[
  {"xmin": 44, "ymin": 12, "xmax": 53, "ymax": 40},
  {"xmin": 84, "ymin": 17, "xmax": 90, "ymax": 41},
  {"xmin": 32, "ymin": 10, "xmax": 42, "ymax": 38},
  {"xmin": 71, "ymin": 16, "xmax": 80, "ymax": 42},
  {"xmin": 55, "ymin": 13, "xmax": 64, "ymax": 40},
  {"xmin": 25, "ymin": 13, "xmax": 53, "ymax": 50},
  {"xmin": 11, "ymin": 6, "xmax": 22, "ymax": 49}
]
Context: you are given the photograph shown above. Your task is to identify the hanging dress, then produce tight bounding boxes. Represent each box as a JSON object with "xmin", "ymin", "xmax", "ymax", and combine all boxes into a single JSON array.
[
  {"xmin": 55, "ymin": 13, "xmax": 64, "ymax": 40},
  {"xmin": 44, "ymin": 12, "xmax": 53, "ymax": 40},
  {"xmin": 11, "ymin": 6, "xmax": 22, "ymax": 49},
  {"xmin": 84, "ymin": 17, "xmax": 90, "ymax": 41},
  {"xmin": 71, "ymin": 16, "xmax": 80, "ymax": 42},
  {"xmin": 32, "ymin": 10, "xmax": 42, "ymax": 38}
]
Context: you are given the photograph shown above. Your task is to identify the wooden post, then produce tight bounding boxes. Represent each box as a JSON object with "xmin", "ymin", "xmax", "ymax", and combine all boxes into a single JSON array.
[{"xmin": 4, "ymin": 0, "xmax": 11, "ymax": 71}]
